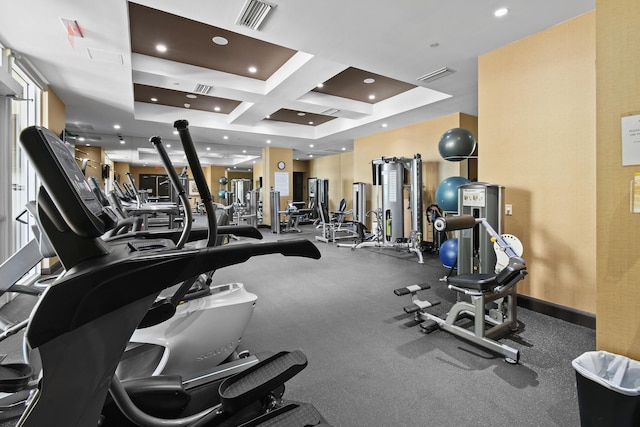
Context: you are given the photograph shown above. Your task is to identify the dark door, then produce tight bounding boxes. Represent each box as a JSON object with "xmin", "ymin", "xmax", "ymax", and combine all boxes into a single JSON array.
[{"xmin": 293, "ymin": 172, "xmax": 304, "ymax": 202}]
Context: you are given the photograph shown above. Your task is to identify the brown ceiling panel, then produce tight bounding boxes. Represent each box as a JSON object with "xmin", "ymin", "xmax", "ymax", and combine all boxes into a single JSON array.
[
  {"xmin": 312, "ymin": 67, "xmax": 416, "ymax": 103},
  {"xmin": 128, "ymin": 2, "xmax": 297, "ymax": 81},
  {"xmin": 134, "ymin": 83, "xmax": 241, "ymax": 113},
  {"xmin": 266, "ymin": 109, "xmax": 337, "ymax": 126}
]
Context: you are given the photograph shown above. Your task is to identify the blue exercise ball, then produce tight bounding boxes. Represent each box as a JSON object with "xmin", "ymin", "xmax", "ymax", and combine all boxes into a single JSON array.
[
  {"xmin": 219, "ymin": 176, "xmax": 228, "ymax": 185},
  {"xmin": 438, "ymin": 128, "xmax": 476, "ymax": 161},
  {"xmin": 218, "ymin": 189, "xmax": 227, "ymax": 199},
  {"xmin": 439, "ymin": 238, "xmax": 458, "ymax": 269},
  {"xmin": 435, "ymin": 176, "xmax": 470, "ymax": 212}
]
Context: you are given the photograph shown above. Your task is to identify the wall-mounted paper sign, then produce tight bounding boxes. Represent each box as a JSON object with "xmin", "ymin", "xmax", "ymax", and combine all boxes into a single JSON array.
[
  {"xmin": 621, "ymin": 114, "xmax": 640, "ymax": 165},
  {"xmin": 274, "ymin": 172, "xmax": 289, "ymax": 196}
]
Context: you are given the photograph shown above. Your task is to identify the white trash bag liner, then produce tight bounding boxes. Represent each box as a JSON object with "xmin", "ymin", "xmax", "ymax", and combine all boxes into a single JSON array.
[{"xmin": 572, "ymin": 351, "xmax": 640, "ymax": 396}]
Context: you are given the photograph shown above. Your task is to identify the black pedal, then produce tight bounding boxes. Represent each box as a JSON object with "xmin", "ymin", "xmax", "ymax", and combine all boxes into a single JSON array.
[
  {"xmin": 403, "ymin": 304, "xmax": 421, "ymax": 314},
  {"xmin": 238, "ymin": 403, "xmax": 326, "ymax": 426},
  {"xmin": 394, "ymin": 283, "xmax": 430, "ymax": 296},
  {"xmin": 219, "ymin": 350, "xmax": 307, "ymax": 414},
  {"xmin": 420, "ymin": 320, "xmax": 439, "ymax": 333}
]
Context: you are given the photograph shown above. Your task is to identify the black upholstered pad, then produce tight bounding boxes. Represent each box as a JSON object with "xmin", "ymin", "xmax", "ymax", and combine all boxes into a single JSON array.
[{"xmin": 447, "ymin": 273, "xmax": 497, "ymax": 291}]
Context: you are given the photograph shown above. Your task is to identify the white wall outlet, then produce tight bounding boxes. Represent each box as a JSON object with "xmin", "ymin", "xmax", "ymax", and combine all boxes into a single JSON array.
[{"xmin": 505, "ymin": 204, "xmax": 513, "ymax": 216}]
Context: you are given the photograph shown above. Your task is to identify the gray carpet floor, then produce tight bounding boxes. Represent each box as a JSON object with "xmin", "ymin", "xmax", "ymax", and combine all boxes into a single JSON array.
[
  {"xmin": 213, "ymin": 225, "xmax": 595, "ymax": 426},
  {"xmin": 0, "ymin": 222, "xmax": 596, "ymax": 426}
]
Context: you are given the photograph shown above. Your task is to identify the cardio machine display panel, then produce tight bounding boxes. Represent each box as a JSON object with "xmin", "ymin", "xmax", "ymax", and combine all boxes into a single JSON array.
[{"xmin": 20, "ymin": 126, "xmax": 107, "ymax": 237}]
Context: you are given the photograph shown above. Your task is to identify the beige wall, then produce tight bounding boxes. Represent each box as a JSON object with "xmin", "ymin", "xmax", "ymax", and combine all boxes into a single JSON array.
[
  {"xmin": 478, "ymin": 12, "xmax": 596, "ymax": 312},
  {"xmin": 352, "ymin": 112, "xmax": 475, "ymax": 234},
  {"xmin": 262, "ymin": 146, "xmax": 293, "ymax": 225},
  {"xmin": 41, "ymin": 87, "xmax": 65, "ymax": 135},
  {"xmin": 595, "ymin": 1, "xmax": 640, "ymax": 358}
]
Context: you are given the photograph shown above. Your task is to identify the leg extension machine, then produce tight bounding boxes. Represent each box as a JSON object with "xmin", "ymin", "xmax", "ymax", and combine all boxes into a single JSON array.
[{"xmin": 394, "ymin": 215, "xmax": 527, "ymax": 363}]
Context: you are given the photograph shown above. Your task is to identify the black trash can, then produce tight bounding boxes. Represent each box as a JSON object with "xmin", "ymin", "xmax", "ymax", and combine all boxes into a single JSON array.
[{"xmin": 572, "ymin": 351, "xmax": 640, "ymax": 426}]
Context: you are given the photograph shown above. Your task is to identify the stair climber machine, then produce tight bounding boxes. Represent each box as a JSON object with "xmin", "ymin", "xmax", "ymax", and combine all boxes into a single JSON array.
[
  {"xmin": 6, "ymin": 124, "xmax": 331, "ymax": 426},
  {"xmin": 393, "ymin": 183, "xmax": 527, "ymax": 364}
]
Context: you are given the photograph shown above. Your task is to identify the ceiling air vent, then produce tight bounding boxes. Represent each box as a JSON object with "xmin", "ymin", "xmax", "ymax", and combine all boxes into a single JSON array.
[
  {"xmin": 236, "ymin": 0, "xmax": 276, "ymax": 30},
  {"xmin": 321, "ymin": 108, "xmax": 340, "ymax": 116},
  {"xmin": 193, "ymin": 83, "xmax": 213, "ymax": 95},
  {"xmin": 416, "ymin": 67, "xmax": 455, "ymax": 84}
]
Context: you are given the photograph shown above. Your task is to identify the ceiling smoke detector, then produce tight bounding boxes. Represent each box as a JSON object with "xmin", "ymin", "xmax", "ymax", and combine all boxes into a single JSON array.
[
  {"xmin": 236, "ymin": 0, "xmax": 276, "ymax": 30},
  {"xmin": 193, "ymin": 83, "xmax": 213, "ymax": 95},
  {"xmin": 416, "ymin": 67, "xmax": 456, "ymax": 84}
]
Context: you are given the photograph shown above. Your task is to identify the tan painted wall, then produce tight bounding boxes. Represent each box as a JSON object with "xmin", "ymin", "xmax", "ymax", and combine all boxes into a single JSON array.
[
  {"xmin": 41, "ymin": 87, "xmax": 65, "ymax": 135},
  {"xmin": 352, "ymin": 113, "xmax": 475, "ymax": 235},
  {"xmin": 262, "ymin": 146, "xmax": 293, "ymax": 225},
  {"xmin": 478, "ymin": 12, "xmax": 596, "ymax": 312},
  {"xmin": 595, "ymin": 1, "xmax": 640, "ymax": 358}
]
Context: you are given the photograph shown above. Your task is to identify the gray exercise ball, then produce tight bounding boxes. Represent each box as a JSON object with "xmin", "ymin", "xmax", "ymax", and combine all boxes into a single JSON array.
[{"xmin": 438, "ymin": 128, "xmax": 476, "ymax": 161}]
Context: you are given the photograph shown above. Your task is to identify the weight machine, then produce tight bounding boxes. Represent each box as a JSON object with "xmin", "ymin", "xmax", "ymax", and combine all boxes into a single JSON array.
[
  {"xmin": 339, "ymin": 154, "xmax": 424, "ymax": 263},
  {"xmin": 394, "ymin": 183, "xmax": 528, "ymax": 363}
]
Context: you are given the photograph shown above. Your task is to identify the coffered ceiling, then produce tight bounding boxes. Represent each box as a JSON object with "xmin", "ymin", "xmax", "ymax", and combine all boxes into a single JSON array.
[{"xmin": 0, "ymin": 0, "xmax": 595, "ymax": 169}]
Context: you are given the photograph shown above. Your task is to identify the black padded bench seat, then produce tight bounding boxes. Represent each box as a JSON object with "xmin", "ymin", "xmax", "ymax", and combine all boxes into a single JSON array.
[{"xmin": 447, "ymin": 262, "xmax": 527, "ymax": 291}]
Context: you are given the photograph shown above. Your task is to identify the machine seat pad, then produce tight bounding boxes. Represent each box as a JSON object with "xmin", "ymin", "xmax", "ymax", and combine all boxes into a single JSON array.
[
  {"xmin": 447, "ymin": 263, "xmax": 526, "ymax": 291},
  {"xmin": 447, "ymin": 273, "xmax": 497, "ymax": 291}
]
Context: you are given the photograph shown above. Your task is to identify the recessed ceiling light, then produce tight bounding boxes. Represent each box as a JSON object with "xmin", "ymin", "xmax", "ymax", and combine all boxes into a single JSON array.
[
  {"xmin": 309, "ymin": 144, "xmax": 314, "ymax": 148},
  {"xmin": 265, "ymin": 115, "xmax": 271, "ymax": 119},
  {"xmin": 156, "ymin": 44, "xmax": 167, "ymax": 53},
  {"xmin": 368, "ymin": 94, "xmax": 376, "ymax": 100},
  {"xmin": 248, "ymin": 66, "xmax": 257, "ymax": 73},
  {"xmin": 253, "ymin": 161, "xmax": 256, "ymax": 164},
  {"xmin": 173, "ymin": 130, "xmax": 178, "ymax": 135},
  {"xmin": 308, "ymin": 121, "xmax": 314, "ymax": 125},
  {"xmin": 266, "ymin": 140, "xmax": 271, "ymax": 144},
  {"xmin": 363, "ymin": 78, "xmax": 375, "ymax": 84},
  {"xmin": 184, "ymin": 103, "xmax": 191, "ymax": 108},
  {"xmin": 317, "ymin": 83, "xmax": 324, "ymax": 88},
  {"xmin": 186, "ymin": 94, "xmax": 197, "ymax": 99},
  {"xmin": 494, "ymin": 8, "xmax": 508, "ymax": 17},
  {"xmin": 214, "ymin": 106, "xmax": 221, "ymax": 112},
  {"xmin": 85, "ymin": 143, "xmax": 90, "ymax": 146},
  {"xmin": 309, "ymin": 154, "xmax": 313, "ymax": 158},
  {"xmin": 78, "ymin": 137, "xmax": 85, "ymax": 142},
  {"xmin": 166, "ymin": 144, "xmax": 171, "ymax": 148},
  {"xmin": 120, "ymin": 139, "xmax": 125, "ymax": 145},
  {"xmin": 114, "ymin": 124, "xmax": 120, "ymax": 129},
  {"xmin": 150, "ymin": 97, "xmax": 158, "ymax": 102},
  {"xmin": 242, "ymin": 150, "xmax": 246, "ymax": 153},
  {"xmin": 206, "ymin": 147, "xmax": 211, "ymax": 151},
  {"xmin": 382, "ymin": 123, "xmax": 388, "ymax": 128},
  {"xmin": 223, "ymin": 135, "xmax": 229, "ymax": 139},
  {"xmin": 212, "ymin": 36, "xmax": 228, "ymax": 45},
  {"xmin": 342, "ymin": 147, "xmax": 346, "ymax": 151},
  {"xmin": 233, "ymin": 166, "xmax": 237, "ymax": 169},
  {"xmin": 297, "ymin": 112, "xmax": 306, "ymax": 116}
]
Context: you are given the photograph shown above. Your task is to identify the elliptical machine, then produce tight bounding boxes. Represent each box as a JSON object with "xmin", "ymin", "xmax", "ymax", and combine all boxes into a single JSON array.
[{"xmin": 11, "ymin": 123, "xmax": 330, "ymax": 426}]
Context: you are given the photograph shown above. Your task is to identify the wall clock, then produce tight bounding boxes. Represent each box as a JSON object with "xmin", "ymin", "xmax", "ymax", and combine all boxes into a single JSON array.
[{"xmin": 277, "ymin": 161, "xmax": 286, "ymax": 170}]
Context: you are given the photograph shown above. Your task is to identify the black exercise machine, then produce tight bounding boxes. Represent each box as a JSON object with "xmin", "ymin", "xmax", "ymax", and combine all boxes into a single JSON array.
[{"xmin": 8, "ymin": 125, "xmax": 330, "ymax": 426}]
